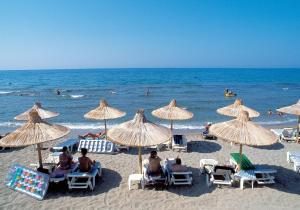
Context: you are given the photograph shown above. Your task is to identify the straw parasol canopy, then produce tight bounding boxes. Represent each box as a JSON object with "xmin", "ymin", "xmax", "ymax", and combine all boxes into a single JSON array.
[
  {"xmin": 84, "ymin": 99, "xmax": 126, "ymax": 138},
  {"xmin": 152, "ymin": 99, "xmax": 193, "ymax": 147},
  {"xmin": 277, "ymin": 99, "xmax": 300, "ymax": 143},
  {"xmin": 0, "ymin": 110, "xmax": 70, "ymax": 169},
  {"xmin": 217, "ymin": 99, "xmax": 260, "ymax": 118},
  {"xmin": 15, "ymin": 102, "xmax": 59, "ymax": 121},
  {"xmin": 107, "ymin": 109, "xmax": 171, "ymax": 173},
  {"xmin": 210, "ymin": 110, "xmax": 277, "ymax": 170}
]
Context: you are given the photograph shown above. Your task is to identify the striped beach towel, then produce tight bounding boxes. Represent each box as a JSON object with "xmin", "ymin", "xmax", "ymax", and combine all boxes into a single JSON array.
[{"xmin": 78, "ymin": 139, "xmax": 117, "ymax": 154}]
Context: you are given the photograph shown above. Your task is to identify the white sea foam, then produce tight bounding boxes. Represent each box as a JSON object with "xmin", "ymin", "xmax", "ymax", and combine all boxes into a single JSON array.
[
  {"xmin": 0, "ymin": 119, "xmax": 296, "ymax": 130},
  {"xmin": 256, "ymin": 118, "xmax": 297, "ymax": 125},
  {"xmin": 70, "ymin": 94, "xmax": 84, "ymax": 98},
  {"xmin": 0, "ymin": 91, "xmax": 13, "ymax": 95}
]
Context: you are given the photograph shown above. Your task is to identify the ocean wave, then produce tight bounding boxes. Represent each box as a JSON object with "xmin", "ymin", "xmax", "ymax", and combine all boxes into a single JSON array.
[
  {"xmin": 256, "ymin": 118, "xmax": 297, "ymax": 125},
  {"xmin": 0, "ymin": 119, "xmax": 296, "ymax": 130},
  {"xmin": 0, "ymin": 91, "xmax": 13, "ymax": 95},
  {"xmin": 70, "ymin": 94, "xmax": 84, "ymax": 99},
  {"xmin": 0, "ymin": 122, "xmax": 24, "ymax": 127}
]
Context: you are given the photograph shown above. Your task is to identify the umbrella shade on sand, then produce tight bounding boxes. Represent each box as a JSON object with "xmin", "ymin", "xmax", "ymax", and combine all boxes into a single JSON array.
[
  {"xmin": 152, "ymin": 99, "xmax": 193, "ymax": 146},
  {"xmin": 277, "ymin": 99, "xmax": 300, "ymax": 143},
  {"xmin": 210, "ymin": 110, "xmax": 277, "ymax": 170},
  {"xmin": 217, "ymin": 99, "xmax": 260, "ymax": 118},
  {"xmin": 0, "ymin": 110, "xmax": 70, "ymax": 169},
  {"xmin": 15, "ymin": 102, "xmax": 59, "ymax": 121},
  {"xmin": 107, "ymin": 109, "xmax": 171, "ymax": 173},
  {"xmin": 84, "ymin": 99, "xmax": 126, "ymax": 138}
]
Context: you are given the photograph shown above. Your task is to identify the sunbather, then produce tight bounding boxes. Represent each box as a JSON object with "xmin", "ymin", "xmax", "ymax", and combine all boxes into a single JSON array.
[
  {"xmin": 171, "ymin": 158, "xmax": 187, "ymax": 172},
  {"xmin": 51, "ymin": 146, "xmax": 74, "ymax": 177},
  {"xmin": 79, "ymin": 131, "xmax": 103, "ymax": 139},
  {"xmin": 78, "ymin": 148, "xmax": 95, "ymax": 172},
  {"xmin": 148, "ymin": 151, "xmax": 163, "ymax": 176}
]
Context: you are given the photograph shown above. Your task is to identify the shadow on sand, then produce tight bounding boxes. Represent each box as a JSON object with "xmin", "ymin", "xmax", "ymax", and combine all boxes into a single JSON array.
[
  {"xmin": 167, "ymin": 164, "xmax": 300, "ymax": 197},
  {"xmin": 253, "ymin": 142, "xmax": 284, "ymax": 151},
  {"xmin": 189, "ymin": 140, "xmax": 222, "ymax": 153},
  {"xmin": 254, "ymin": 164, "xmax": 300, "ymax": 195},
  {"xmin": 165, "ymin": 166, "xmax": 214, "ymax": 197},
  {"xmin": 46, "ymin": 168, "xmax": 122, "ymax": 199}
]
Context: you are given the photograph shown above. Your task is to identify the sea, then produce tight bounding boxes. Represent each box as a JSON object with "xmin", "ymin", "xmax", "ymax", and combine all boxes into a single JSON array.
[{"xmin": 0, "ymin": 68, "xmax": 299, "ymax": 134}]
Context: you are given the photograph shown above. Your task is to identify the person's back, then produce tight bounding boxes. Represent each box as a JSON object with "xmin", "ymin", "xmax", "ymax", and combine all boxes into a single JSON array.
[
  {"xmin": 59, "ymin": 146, "xmax": 73, "ymax": 170},
  {"xmin": 78, "ymin": 148, "xmax": 93, "ymax": 172},
  {"xmin": 78, "ymin": 156, "xmax": 93, "ymax": 172},
  {"xmin": 148, "ymin": 151, "xmax": 162, "ymax": 175},
  {"xmin": 171, "ymin": 158, "xmax": 187, "ymax": 172}
]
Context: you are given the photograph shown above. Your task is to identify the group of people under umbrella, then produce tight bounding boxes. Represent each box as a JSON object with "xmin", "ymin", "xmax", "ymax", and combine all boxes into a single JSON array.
[{"xmin": 1, "ymin": 98, "xmax": 300, "ymax": 175}]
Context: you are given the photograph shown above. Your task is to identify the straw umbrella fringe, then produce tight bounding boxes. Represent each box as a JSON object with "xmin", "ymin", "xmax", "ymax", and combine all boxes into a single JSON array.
[
  {"xmin": 84, "ymin": 99, "xmax": 126, "ymax": 139},
  {"xmin": 210, "ymin": 110, "xmax": 277, "ymax": 170},
  {"xmin": 217, "ymin": 99, "xmax": 260, "ymax": 118},
  {"xmin": 15, "ymin": 102, "xmax": 59, "ymax": 120},
  {"xmin": 277, "ymin": 99, "xmax": 300, "ymax": 143},
  {"xmin": 152, "ymin": 99, "xmax": 193, "ymax": 146},
  {"xmin": 107, "ymin": 109, "xmax": 171, "ymax": 173},
  {"xmin": 0, "ymin": 110, "xmax": 70, "ymax": 168}
]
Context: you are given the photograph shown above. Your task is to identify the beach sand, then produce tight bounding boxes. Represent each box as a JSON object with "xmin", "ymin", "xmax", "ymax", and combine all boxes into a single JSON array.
[{"xmin": 1, "ymin": 130, "xmax": 300, "ymax": 210}]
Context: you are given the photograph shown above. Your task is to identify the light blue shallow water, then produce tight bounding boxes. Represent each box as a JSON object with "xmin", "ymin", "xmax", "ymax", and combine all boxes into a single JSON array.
[{"xmin": 0, "ymin": 68, "xmax": 299, "ymax": 132}]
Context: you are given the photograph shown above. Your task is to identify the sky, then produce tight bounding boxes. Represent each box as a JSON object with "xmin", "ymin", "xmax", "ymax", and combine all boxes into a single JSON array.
[{"xmin": 0, "ymin": 0, "xmax": 299, "ymax": 70}]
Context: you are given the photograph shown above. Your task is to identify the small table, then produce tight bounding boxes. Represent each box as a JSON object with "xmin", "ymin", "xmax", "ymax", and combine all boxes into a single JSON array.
[
  {"xmin": 128, "ymin": 174, "xmax": 144, "ymax": 190},
  {"xmin": 234, "ymin": 170, "xmax": 256, "ymax": 189}
]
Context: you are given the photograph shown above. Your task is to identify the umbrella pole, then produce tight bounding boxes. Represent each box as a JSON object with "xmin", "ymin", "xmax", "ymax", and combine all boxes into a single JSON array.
[
  {"xmin": 238, "ymin": 144, "xmax": 243, "ymax": 171},
  {"xmin": 138, "ymin": 146, "xmax": 142, "ymax": 174},
  {"xmin": 104, "ymin": 119, "xmax": 107, "ymax": 140},
  {"xmin": 169, "ymin": 120, "xmax": 173, "ymax": 149},
  {"xmin": 297, "ymin": 116, "xmax": 300, "ymax": 143},
  {"xmin": 37, "ymin": 143, "xmax": 43, "ymax": 169}
]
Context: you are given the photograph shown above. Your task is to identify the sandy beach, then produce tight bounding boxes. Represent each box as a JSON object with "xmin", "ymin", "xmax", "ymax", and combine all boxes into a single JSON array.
[{"xmin": 1, "ymin": 129, "xmax": 300, "ymax": 210}]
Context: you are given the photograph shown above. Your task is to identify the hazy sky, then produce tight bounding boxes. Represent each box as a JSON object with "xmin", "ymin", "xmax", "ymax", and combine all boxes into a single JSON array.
[{"xmin": 0, "ymin": 0, "xmax": 299, "ymax": 69}]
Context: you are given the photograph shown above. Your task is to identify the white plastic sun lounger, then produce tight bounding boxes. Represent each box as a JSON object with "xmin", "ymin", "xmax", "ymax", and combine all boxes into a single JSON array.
[
  {"xmin": 142, "ymin": 159, "xmax": 167, "ymax": 188},
  {"xmin": 206, "ymin": 166, "xmax": 235, "ymax": 188},
  {"xmin": 67, "ymin": 162, "xmax": 102, "ymax": 190},
  {"xmin": 164, "ymin": 159, "xmax": 192, "ymax": 185},
  {"xmin": 279, "ymin": 128, "xmax": 298, "ymax": 142},
  {"xmin": 172, "ymin": 135, "xmax": 188, "ymax": 152},
  {"xmin": 78, "ymin": 139, "xmax": 117, "ymax": 154},
  {"xmin": 287, "ymin": 151, "xmax": 300, "ymax": 173}
]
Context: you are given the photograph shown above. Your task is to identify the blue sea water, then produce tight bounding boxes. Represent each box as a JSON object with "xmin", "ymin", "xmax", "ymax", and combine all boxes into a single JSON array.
[{"xmin": 0, "ymin": 68, "xmax": 299, "ymax": 133}]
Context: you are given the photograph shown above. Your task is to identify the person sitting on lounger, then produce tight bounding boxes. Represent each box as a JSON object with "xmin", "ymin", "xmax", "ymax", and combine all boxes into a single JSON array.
[
  {"xmin": 171, "ymin": 157, "xmax": 187, "ymax": 172},
  {"xmin": 51, "ymin": 146, "xmax": 74, "ymax": 177},
  {"xmin": 148, "ymin": 151, "xmax": 162, "ymax": 176},
  {"xmin": 78, "ymin": 148, "xmax": 95, "ymax": 172},
  {"xmin": 58, "ymin": 146, "xmax": 73, "ymax": 170},
  {"xmin": 79, "ymin": 131, "xmax": 103, "ymax": 139}
]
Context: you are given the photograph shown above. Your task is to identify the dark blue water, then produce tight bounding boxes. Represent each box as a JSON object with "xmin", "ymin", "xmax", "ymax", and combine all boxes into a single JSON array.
[{"xmin": 0, "ymin": 68, "xmax": 299, "ymax": 132}]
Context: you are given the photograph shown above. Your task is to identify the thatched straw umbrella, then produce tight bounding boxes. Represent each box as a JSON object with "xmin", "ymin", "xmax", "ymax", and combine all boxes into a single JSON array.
[
  {"xmin": 210, "ymin": 110, "xmax": 277, "ymax": 170},
  {"xmin": 277, "ymin": 99, "xmax": 300, "ymax": 143},
  {"xmin": 15, "ymin": 102, "xmax": 59, "ymax": 121},
  {"xmin": 0, "ymin": 110, "xmax": 70, "ymax": 169},
  {"xmin": 217, "ymin": 99, "xmax": 260, "ymax": 118},
  {"xmin": 152, "ymin": 99, "xmax": 193, "ymax": 146},
  {"xmin": 107, "ymin": 110, "xmax": 171, "ymax": 173},
  {"xmin": 84, "ymin": 99, "xmax": 126, "ymax": 139}
]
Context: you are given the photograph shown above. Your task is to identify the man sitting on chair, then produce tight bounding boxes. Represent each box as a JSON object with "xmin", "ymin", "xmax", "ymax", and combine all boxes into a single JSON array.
[
  {"xmin": 171, "ymin": 158, "xmax": 187, "ymax": 172},
  {"xmin": 148, "ymin": 151, "xmax": 163, "ymax": 176},
  {"xmin": 78, "ymin": 148, "xmax": 95, "ymax": 172}
]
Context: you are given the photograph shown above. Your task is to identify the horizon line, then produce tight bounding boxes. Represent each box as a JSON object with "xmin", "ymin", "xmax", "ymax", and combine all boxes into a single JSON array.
[{"xmin": 0, "ymin": 67, "xmax": 300, "ymax": 71}]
